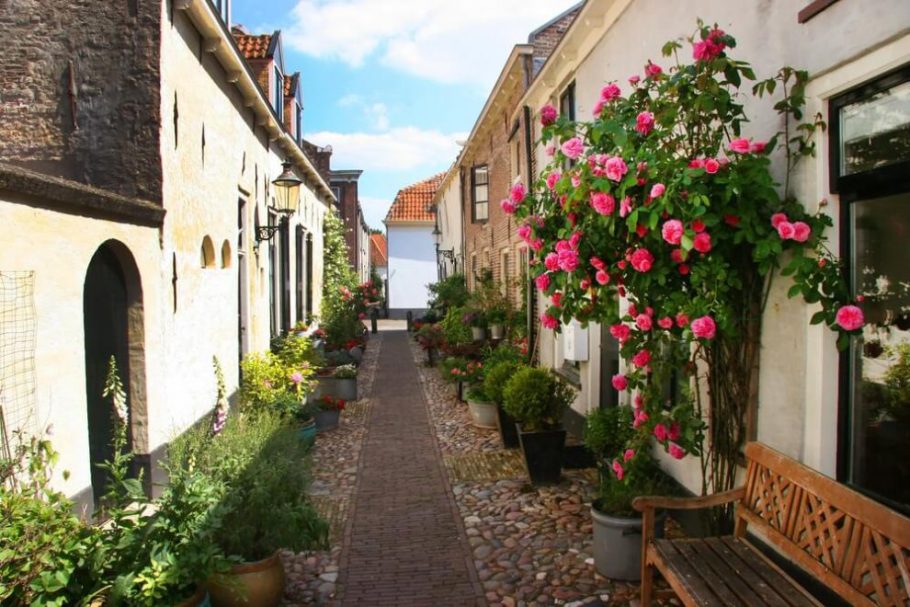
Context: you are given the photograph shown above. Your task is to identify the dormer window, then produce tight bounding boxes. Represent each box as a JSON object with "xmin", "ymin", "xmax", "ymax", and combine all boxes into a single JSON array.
[
  {"xmin": 296, "ymin": 102, "xmax": 303, "ymax": 146},
  {"xmin": 274, "ymin": 66, "xmax": 283, "ymax": 121},
  {"xmin": 210, "ymin": 0, "xmax": 230, "ymax": 25}
]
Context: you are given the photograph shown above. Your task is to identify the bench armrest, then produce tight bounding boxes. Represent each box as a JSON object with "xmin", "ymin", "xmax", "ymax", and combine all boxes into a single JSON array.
[{"xmin": 632, "ymin": 487, "xmax": 745, "ymax": 513}]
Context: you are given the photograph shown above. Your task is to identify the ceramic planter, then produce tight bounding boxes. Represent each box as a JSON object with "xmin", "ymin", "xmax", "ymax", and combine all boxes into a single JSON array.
[
  {"xmin": 315, "ymin": 376, "xmax": 358, "ymax": 401},
  {"xmin": 175, "ymin": 589, "xmax": 210, "ymax": 607},
  {"xmin": 517, "ymin": 424, "xmax": 566, "ymax": 485},
  {"xmin": 297, "ymin": 417, "xmax": 317, "ymax": 445},
  {"xmin": 496, "ymin": 405, "xmax": 520, "ymax": 448},
  {"xmin": 591, "ymin": 505, "xmax": 666, "ymax": 581},
  {"xmin": 314, "ymin": 408, "xmax": 341, "ymax": 432},
  {"xmin": 471, "ymin": 326, "xmax": 486, "ymax": 341},
  {"xmin": 208, "ymin": 552, "xmax": 285, "ymax": 607},
  {"xmin": 467, "ymin": 397, "xmax": 498, "ymax": 429},
  {"xmin": 489, "ymin": 323, "xmax": 504, "ymax": 340}
]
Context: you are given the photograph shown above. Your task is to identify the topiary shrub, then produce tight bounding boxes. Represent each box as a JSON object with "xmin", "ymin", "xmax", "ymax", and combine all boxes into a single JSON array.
[
  {"xmin": 502, "ymin": 367, "xmax": 574, "ymax": 431},
  {"xmin": 483, "ymin": 361, "xmax": 524, "ymax": 405}
]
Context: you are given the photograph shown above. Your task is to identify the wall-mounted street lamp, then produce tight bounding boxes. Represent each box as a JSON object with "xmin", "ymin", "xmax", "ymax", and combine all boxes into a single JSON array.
[{"xmin": 256, "ymin": 161, "xmax": 302, "ymax": 243}]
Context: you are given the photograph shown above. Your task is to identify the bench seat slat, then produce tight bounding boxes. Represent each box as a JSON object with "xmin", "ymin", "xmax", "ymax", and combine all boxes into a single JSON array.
[{"xmin": 652, "ymin": 537, "xmax": 820, "ymax": 607}]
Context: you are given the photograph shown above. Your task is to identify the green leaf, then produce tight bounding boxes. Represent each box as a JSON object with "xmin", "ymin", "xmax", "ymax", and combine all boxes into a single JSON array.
[{"xmin": 810, "ymin": 310, "xmax": 827, "ymax": 325}]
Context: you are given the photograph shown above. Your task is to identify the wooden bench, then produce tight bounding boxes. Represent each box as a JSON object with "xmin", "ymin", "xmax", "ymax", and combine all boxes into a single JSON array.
[{"xmin": 632, "ymin": 442, "xmax": 910, "ymax": 607}]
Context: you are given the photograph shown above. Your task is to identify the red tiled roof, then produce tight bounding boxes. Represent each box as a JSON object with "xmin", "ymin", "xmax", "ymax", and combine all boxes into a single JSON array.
[
  {"xmin": 370, "ymin": 233, "xmax": 388, "ymax": 266},
  {"xmin": 232, "ymin": 32, "xmax": 273, "ymax": 60},
  {"xmin": 385, "ymin": 173, "xmax": 445, "ymax": 224}
]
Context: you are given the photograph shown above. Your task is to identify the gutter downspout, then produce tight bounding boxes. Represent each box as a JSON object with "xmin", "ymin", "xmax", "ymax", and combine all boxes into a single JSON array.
[{"xmin": 523, "ymin": 103, "xmax": 536, "ymax": 363}]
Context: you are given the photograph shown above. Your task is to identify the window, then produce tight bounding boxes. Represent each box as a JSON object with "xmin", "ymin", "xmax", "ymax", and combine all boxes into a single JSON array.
[
  {"xmin": 209, "ymin": 0, "xmax": 230, "ymax": 24},
  {"xmin": 831, "ymin": 65, "xmax": 910, "ymax": 512},
  {"xmin": 471, "ymin": 165, "xmax": 489, "ymax": 222},
  {"xmin": 560, "ymin": 81, "xmax": 576, "ymax": 122},
  {"xmin": 273, "ymin": 66, "xmax": 283, "ymax": 121},
  {"xmin": 296, "ymin": 226, "xmax": 305, "ymax": 322},
  {"xmin": 500, "ymin": 249, "xmax": 510, "ymax": 298}
]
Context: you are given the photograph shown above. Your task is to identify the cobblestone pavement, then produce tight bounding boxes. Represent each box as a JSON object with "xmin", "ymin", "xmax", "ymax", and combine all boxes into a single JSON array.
[
  {"xmin": 411, "ymin": 338, "xmax": 678, "ymax": 607},
  {"xmin": 337, "ymin": 330, "xmax": 485, "ymax": 606},
  {"xmin": 280, "ymin": 332, "xmax": 381, "ymax": 606}
]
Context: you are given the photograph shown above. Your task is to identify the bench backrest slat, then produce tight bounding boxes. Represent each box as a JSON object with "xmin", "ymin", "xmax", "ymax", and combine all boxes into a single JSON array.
[{"xmin": 738, "ymin": 442, "xmax": 910, "ymax": 607}]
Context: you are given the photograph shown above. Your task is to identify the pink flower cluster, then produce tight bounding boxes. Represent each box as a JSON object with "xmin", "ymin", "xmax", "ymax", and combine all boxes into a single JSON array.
[
  {"xmin": 587, "ymin": 154, "xmax": 629, "ymax": 182},
  {"xmin": 771, "ymin": 213, "xmax": 811, "ymax": 242},
  {"xmin": 636, "ymin": 111, "xmax": 655, "ymax": 136},
  {"xmin": 688, "ymin": 157, "xmax": 722, "ymax": 174},
  {"xmin": 729, "ymin": 138, "xmax": 767, "ymax": 154},
  {"xmin": 540, "ymin": 104, "xmax": 557, "ymax": 126},
  {"xmin": 593, "ymin": 83, "xmax": 621, "ymax": 116},
  {"xmin": 590, "ymin": 191, "xmax": 616, "ymax": 216},
  {"xmin": 629, "ymin": 247, "xmax": 655, "ymax": 272},
  {"xmin": 690, "ymin": 315, "xmax": 717, "ymax": 340},
  {"xmin": 500, "ymin": 182, "xmax": 527, "ymax": 214},
  {"xmin": 561, "ymin": 137, "xmax": 585, "ymax": 160},
  {"xmin": 692, "ymin": 28, "xmax": 726, "ymax": 62}
]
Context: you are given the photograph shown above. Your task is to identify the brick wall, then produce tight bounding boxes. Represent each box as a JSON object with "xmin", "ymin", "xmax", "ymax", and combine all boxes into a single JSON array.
[
  {"xmin": 531, "ymin": 6, "xmax": 581, "ymax": 76},
  {"xmin": 337, "ymin": 180, "xmax": 360, "ymax": 270},
  {"xmin": 0, "ymin": 0, "xmax": 163, "ymax": 202}
]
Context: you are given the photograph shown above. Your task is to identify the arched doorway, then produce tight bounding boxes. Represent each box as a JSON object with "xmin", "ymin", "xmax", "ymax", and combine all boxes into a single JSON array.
[{"xmin": 83, "ymin": 240, "xmax": 148, "ymax": 504}]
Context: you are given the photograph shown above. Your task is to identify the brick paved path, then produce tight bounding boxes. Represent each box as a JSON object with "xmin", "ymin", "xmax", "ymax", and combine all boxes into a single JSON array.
[{"xmin": 338, "ymin": 330, "xmax": 485, "ymax": 606}]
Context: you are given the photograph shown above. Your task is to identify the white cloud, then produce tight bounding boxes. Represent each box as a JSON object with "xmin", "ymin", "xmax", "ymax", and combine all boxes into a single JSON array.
[
  {"xmin": 307, "ymin": 126, "xmax": 466, "ymax": 172},
  {"xmin": 335, "ymin": 95, "xmax": 391, "ymax": 131},
  {"xmin": 285, "ymin": 0, "xmax": 580, "ymax": 86},
  {"xmin": 337, "ymin": 93, "xmax": 363, "ymax": 107},
  {"xmin": 360, "ymin": 196, "xmax": 393, "ymax": 230}
]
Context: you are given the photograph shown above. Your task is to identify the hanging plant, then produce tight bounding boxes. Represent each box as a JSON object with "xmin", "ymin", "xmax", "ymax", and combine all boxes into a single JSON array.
[{"xmin": 509, "ymin": 21, "xmax": 863, "ymax": 512}]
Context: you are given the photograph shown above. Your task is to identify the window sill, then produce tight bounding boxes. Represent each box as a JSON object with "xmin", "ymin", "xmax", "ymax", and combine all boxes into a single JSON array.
[{"xmin": 554, "ymin": 362, "xmax": 582, "ymax": 389}]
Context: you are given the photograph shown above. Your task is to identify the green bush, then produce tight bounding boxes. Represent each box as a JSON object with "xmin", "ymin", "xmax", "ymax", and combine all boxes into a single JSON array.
[
  {"xmin": 239, "ymin": 352, "xmax": 288, "ymax": 412},
  {"xmin": 465, "ymin": 384, "xmax": 491, "ymax": 402},
  {"xmin": 482, "ymin": 342, "xmax": 523, "ymax": 368},
  {"xmin": 439, "ymin": 356, "xmax": 468, "ymax": 384},
  {"xmin": 428, "ymin": 274, "xmax": 468, "ymax": 313},
  {"xmin": 483, "ymin": 361, "xmax": 524, "ymax": 405},
  {"xmin": 441, "ymin": 306, "xmax": 472, "ymax": 346},
  {"xmin": 502, "ymin": 367, "xmax": 574, "ymax": 431}
]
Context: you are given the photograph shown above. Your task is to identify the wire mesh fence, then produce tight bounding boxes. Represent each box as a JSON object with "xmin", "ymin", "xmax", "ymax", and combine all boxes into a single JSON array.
[{"xmin": 0, "ymin": 271, "xmax": 37, "ymax": 456}]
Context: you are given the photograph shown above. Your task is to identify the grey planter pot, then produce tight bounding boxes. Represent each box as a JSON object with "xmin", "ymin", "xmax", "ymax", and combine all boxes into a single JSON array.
[
  {"xmin": 471, "ymin": 327, "xmax": 486, "ymax": 341},
  {"xmin": 489, "ymin": 324, "xmax": 504, "ymax": 340},
  {"xmin": 467, "ymin": 398, "xmax": 498, "ymax": 429},
  {"xmin": 591, "ymin": 505, "xmax": 666, "ymax": 581},
  {"xmin": 314, "ymin": 408, "xmax": 341, "ymax": 432},
  {"xmin": 314, "ymin": 376, "xmax": 358, "ymax": 402}
]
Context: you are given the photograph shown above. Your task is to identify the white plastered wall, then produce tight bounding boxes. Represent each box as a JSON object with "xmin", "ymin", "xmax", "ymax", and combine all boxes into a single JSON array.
[{"xmin": 387, "ymin": 224, "xmax": 436, "ymax": 310}]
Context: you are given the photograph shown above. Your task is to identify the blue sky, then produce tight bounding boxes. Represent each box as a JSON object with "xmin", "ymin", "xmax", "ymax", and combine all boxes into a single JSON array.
[{"xmin": 231, "ymin": 0, "xmax": 579, "ymax": 229}]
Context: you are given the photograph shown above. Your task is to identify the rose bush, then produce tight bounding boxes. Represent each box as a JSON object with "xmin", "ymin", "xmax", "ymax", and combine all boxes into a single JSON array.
[{"xmin": 509, "ymin": 22, "xmax": 861, "ymax": 498}]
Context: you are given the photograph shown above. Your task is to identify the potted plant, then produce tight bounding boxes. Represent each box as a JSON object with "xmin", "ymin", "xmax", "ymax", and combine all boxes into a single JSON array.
[
  {"xmin": 486, "ymin": 306, "xmax": 508, "ymax": 340},
  {"xmin": 483, "ymin": 360, "xmax": 524, "ymax": 448},
  {"xmin": 502, "ymin": 367, "xmax": 574, "ymax": 485},
  {"xmin": 314, "ymin": 363, "xmax": 358, "ymax": 401},
  {"xmin": 416, "ymin": 323, "xmax": 444, "ymax": 365},
  {"xmin": 313, "ymin": 395, "xmax": 346, "ymax": 432},
  {"xmin": 440, "ymin": 356, "xmax": 469, "ymax": 400},
  {"xmin": 463, "ymin": 310, "xmax": 487, "ymax": 341},
  {"xmin": 464, "ymin": 383, "xmax": 498, "ymax": 429},
  {"xmin": 584, "ymin": 406, "xmax": 667, "ymax": 580}
]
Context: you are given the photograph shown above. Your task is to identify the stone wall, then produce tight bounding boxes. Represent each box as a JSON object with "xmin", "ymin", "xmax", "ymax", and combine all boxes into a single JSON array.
[{"xmin": 0, "ymin": 0, "xmax": 163, "ymax": 202}]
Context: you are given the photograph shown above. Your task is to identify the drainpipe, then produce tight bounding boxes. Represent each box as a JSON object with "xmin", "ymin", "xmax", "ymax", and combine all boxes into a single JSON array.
[{"xmin": 523, "ymin": 104, "xmax": 536, "ymax": 363}]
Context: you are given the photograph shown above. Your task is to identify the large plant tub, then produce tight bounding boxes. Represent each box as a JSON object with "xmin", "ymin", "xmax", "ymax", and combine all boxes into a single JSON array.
[
  {"xmin": 591, "ymin": 505, "xmax": 665, "ymax": 581},
  {"xmin": 467, "ymin": 398, "xmax": 498, "ymax": 429},
  {"xmin": 517, "ymin": 425, "xmax": 566, "ymax": 485},
  {"xmin": 314, "ymin": 376, "xmax": 358, "ymax": 401}
]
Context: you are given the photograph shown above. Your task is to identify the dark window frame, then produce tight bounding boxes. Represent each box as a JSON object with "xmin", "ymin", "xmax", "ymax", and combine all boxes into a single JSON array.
[
  {"xmin": 273, "ymin": 66, "xmax": 284, "ymax": 121},
  {"xmin": 559, "ymin": 81, "xmax": 576, "ymax": 122},
  {"xmin": 831, "ymin": 63, "xmax": 910, "ymax": 513},
  {"xmin": 471, "ymin": 165, "xmax": 489, "ymax": 223}
]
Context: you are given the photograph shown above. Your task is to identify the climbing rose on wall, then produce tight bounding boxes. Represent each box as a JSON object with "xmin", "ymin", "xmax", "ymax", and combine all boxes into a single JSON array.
[{"xmin": 513, "ymin": 20, "xmax": 857, "ymax": 489}]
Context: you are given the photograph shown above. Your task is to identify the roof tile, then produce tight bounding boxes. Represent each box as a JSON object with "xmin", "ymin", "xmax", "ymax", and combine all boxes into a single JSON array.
[
  {"xmin": 370, "ymin": 233, "xmax": 388, "ymax": 266},
  {"xmin": 232, "ymin": 32, "xmax": 273, "ymax": 60},
  {"xmin": 385, "ymin": 173, "xmax": 445, "ymax": 224}
]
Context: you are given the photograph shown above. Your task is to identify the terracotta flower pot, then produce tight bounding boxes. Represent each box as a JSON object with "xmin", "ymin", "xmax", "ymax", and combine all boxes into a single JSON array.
[{"xmin": 208, "ymin": 552, "xmax": 285, "ymax": 607}]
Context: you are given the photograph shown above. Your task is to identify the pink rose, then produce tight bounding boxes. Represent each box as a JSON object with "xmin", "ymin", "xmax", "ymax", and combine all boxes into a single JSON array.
[
  {"xmin": 619, "ymin": 196, "xmax": 633, "ymax": 218},
  {"xmin": 544, "ymin": 252, "xmax": 559, "ymax": 272},
  {"xmin": 836, "ymin": 305, "xmax": 864, "ymax": 331},
  {"xmin": 668, "ymin": 443, "xmax": 686, "ymax": 460},
  {"xmin": 580, "ymin": 278, "xmax": 591, "ymax": 290},
  {"xmin": 653, "ymin": 423, "xmax": 669, "ymax": 441},
  {"xmin": 517, "ymin": 224, "xmax": 531, "ymax": 242},
  {"xmin": 705, "ymin": 158, "xmax": 720, "ymax": 174},
  {"xmin": 612, "ymin": 459, "xmax": 625, "ymax": 480},
  {"xmin": 792, "ymin": 221, "xmax": 811, "ymax": 242},
  {"xmin": 670, "ymin": 248, "xmax": 685, "ymax": 264},
  {"xmin": 635, "ymin": 111, "xmax": 655, "ymax": 136},
  {"xmin": 609, "ymin": 323, "xmax": 631, "ymax": 343},
  {"xmin": 631, "ymin": 349, "xmax": 651, "ymax": 368},
  {"xmin": 500, "ymin": 198, "xmax": 518, "ymax": 214},
  {"xmin": 540, "ymin": 104, "xmax": 557, "ymax": 126},
  {"xmin": 546, "ymin": 171, "xmax": 561, "ymax": 191},
  {"xmin": 649, "ymin": 183, "xmax": 666, "ymax": 199},
  {"xmin": 551, "ymin": 292, "xmax": 562, "ymax": 307},
  {"xmin": 590, "ymin": 192, "xmax": 616, "ymax": 216},
  {"xmin": 693, "ymin": 232, "xmax": 712, "ymax": 253},
  {"xmin": 724, "ymin": 214, "xmax": 740, "ymax": 227},
  {"xmin": 633, "ymin": 409, "xmax": 649, "ymax": 429},
  {"xmin": 658, "ymin": 316, "xmax": 674, "ymax": 330},
  {"xmin": 592, "ymin": 99, "xmax": 605, "ymax": 117},
  {"xmin": 611, "ymin": 374, "xmax": 629, "ymax": 391},
  {"xmin": 777, "ymin": 221, "xmax": 796, "ymax": 240},
  {"xmin": 692, "ymin": 40, "xmax": 713, "ymax": 61},
  {"xmin": 510, "ymin": 182, "xmax": 526, "ymax": 204},
  {"xmin": 595, "ymin": 270, "xmax": 610, "ymax": 285},
  {"xmin": 601, "ymin": 83, "xmax": 621, "ymax": 100},
  {"xmin": 561, "ymin": 137, "xmax": 585, "ymax": 160},
  {"xmin": 676, "ymin": 312, "xmax": 690, "ymax": 328},
  {"xmin": 605, "ymin": 156, "xmax": 628, "ymax": 182},
  {"xmin": 692, "ymin": 219, "xmax": 706, "ymax": 233},
  {"xmin": 558, "ymin": 248, "xmax": 579, "ymax": 272},
  {"xmin": 628, "ymin": 75, "xmax": 640, "ymax": 85},
  {"xmin": 689, "ymin": 158, "xmax": 705, "ymax": 169},
  {"xmin": 661, "ymin": 219, "xmax": 684, "ymax": 245},
  {"xmin": 644, "ymin": 61, "xmax": 662, "ymax": 77},
  {"xmin": 629, "ymin": 248, "xmax": 655, "ymax": 273},
  {"xmin": 590, "ymin": 256, "xmax": 605, "ymax": 271},
  {"xmin": 691, "ymin": 315, "xmax": 717, "ymax": 340},
  {"xmin": 545, "ymin": 142, "xmax": 556, "ymax": 157},
  {"xmin": 571, "ymin": 174, "xmax": 581, "ymax": 188},
  {"xmin": 771, "ymin": 212, "xmax": 789, "ymax": 229},
  {"xmin": 668, "ymin": 422, "xmax": 681, "ymax": 441},
  {"xmin": 729, "ymin": 138, "xmax": 751, "ymax": 154},
  {"xmin": 635, "ymin": 314, "xmax": 653, "ymax": 332},
  {"xmin": 530, "ymin": 239, "xmax": 543, "ymax": 252},
  {"xmin": 540, "ymin": 313, "xmax": 559, "ymax": 330},
  {"xmin": 751, "ymin": 141, "xmax": 767, "ymax": 154},
  {"xmin": 623, "ymin": 448, "xmax": 635, "ymax": 462},
  {"xmin": 535, "ymin": 273, "xmax": 550, "ymax": 291},
  {"xmin": 679, "ymin": 264, "xmax": 690, "ymax": 276}
]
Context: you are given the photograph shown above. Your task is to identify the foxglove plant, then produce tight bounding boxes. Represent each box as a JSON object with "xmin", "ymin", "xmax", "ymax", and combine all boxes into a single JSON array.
[{"xmin": 509, "ymin": 22, "xmax": 861, "ymax": 502}]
